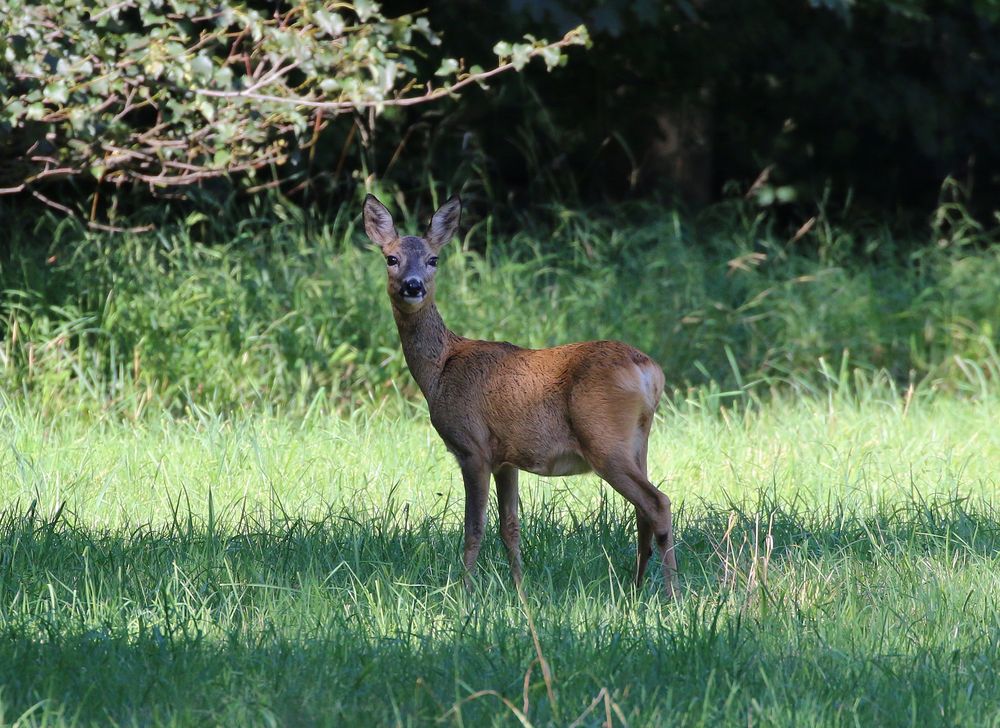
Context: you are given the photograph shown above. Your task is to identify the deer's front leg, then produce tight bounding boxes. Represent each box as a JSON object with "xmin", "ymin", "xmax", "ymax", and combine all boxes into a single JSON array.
[
  {"xmin": 495, "ymin": 465, "xmax": 523, "ymax": 586},
  {"xmin": 459, "ymin": 456, "xmax": 491, "ymax": 590}
]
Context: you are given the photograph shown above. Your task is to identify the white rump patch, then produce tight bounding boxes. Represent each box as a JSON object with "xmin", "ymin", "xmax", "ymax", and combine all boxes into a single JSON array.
[{"xmin": 636, "ymin": 364, "xmax": 660, "ymax": 409}]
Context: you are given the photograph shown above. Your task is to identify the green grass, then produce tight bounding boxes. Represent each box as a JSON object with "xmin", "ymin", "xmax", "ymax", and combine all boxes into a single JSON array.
[{"xmin": 2, "ymin": 379, "xmax": 1000, "ymax": 726}]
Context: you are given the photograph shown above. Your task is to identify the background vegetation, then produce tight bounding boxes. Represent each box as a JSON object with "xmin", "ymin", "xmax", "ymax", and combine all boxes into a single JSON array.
[
  {"xmin": 396, "ymin": 0, "xmax": 1000, "ymax": 218},
  {"xmin": 1, "ymin": 192, "xmax": 999, "ymax": 417},
  {"xmin": 2, "ymin": 1, "xmax": 1000, "ymax": 726}
]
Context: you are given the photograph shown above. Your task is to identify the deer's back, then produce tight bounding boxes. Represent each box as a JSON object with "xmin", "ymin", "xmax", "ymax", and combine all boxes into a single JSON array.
[{"xmin": 429, "ymin": 338, "xmax": 664, "ymax": 475}]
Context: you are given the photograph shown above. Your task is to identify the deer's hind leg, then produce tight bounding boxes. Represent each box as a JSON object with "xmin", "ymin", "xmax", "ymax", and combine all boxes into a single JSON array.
[
  {"xmin": 635, "ymin": 507, "xmax": 654, "ymax": 587},
  {"xmin": 573, "ymin": 388, "xmax": 677, "ymax": 597},
  {"xmin": 595, "ymin": 453, "xmax": 677, "ymax": 597},
  {"xmin": 634, "ymin": 416, "xmax": 655, "ymax": 587}
]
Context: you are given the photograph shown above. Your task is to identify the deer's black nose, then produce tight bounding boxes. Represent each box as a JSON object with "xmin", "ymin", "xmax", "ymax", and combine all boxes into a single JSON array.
[{"xmin": 401, "ymin": 278, "xmax": 425, "ymax": 297}]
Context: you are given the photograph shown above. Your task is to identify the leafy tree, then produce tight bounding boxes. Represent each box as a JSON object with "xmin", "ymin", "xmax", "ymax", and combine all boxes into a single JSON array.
[{"xmin": 0, "ymin": 0, "xmax": 587, "ymax": 217}]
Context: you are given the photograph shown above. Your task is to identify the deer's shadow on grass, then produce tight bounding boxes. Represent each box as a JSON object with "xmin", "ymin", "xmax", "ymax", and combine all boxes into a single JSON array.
[{"xmin": 2, "ymin": 493, "xmax": 1000, "ymax": 724}]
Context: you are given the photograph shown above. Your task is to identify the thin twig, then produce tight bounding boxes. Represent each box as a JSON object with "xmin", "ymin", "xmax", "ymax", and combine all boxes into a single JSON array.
[
  {"xmin": 24, "ymin": 167, "xmax": 82, "ymax": 184},
  {"xmin": 241, "ymin": 60, "xmax": 302, "ymax": 95},
  {"xmin": 438, "ymin": 690, "xmax": 532, "ymax": 727},
  {"xmin": 522, "ymin": 658, "xmax": 538, "ymax": 715},
  {"xmin": 517, "ymin": 582, "xmax": 558, "ymax": 720},
  {"xmin": 29, "ymin": 188, "xmax": 153, "ymax": 233},
  {"xmin": 88, "ymin": 220, "xmax": 154, "ymax": 233},
  {"xmin": 30, "ymin": 188, "xmax": 75, "ymax": 217},
  {"xmin": 90, "ymin": 0, "xmax": 136, "ymax": 21}
]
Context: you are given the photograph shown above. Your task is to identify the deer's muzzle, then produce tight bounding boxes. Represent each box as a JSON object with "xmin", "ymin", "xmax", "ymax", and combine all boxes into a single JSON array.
[{"xmin": 400, "ymin": 278, "xmax": 426, "ymax": 300}]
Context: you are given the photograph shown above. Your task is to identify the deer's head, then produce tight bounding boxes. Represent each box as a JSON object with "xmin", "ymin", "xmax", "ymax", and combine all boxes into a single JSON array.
[{"xmin": 363, "ymin": 194, "xmax": 461, "ymax": 314}]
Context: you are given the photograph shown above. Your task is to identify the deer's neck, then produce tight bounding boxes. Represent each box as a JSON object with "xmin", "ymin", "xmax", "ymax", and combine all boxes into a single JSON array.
[{"xmin": 392, "ymin": 301, "xmax": 456, "ymax": 402}]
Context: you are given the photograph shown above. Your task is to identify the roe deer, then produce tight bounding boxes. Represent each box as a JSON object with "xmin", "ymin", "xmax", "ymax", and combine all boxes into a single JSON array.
[{"xmin": 363, "ymin": 194, "xmax": 678, "ymax": 597}]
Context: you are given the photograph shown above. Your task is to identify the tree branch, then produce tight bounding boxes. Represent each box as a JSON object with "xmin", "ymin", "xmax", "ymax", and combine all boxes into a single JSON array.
[
  {"xmin": 30, "ymin": 188, "xmax": 153, "ymax": 233},
  {"xmin": 190, "ymin": 29, "xmax": 585, "ymax": 112}
]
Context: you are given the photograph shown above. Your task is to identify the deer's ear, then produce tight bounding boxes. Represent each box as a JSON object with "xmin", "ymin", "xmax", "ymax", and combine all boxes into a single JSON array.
[
  {"xmin": 426, "ymin": 195, "xmax": 461, "ymax": 250},
  {"xmin": 363, "ymin": 194, "xmax": 398, "ymax": 250}
]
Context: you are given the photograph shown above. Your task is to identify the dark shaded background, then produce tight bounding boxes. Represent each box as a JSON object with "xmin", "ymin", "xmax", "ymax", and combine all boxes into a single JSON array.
[
  {"xmin": 336, "ymin": 0, "xmax": 1000, "ymax": 226},
  {"xmin": 4, "ymin": 0, "xmax": 999, "ymax": 239}
]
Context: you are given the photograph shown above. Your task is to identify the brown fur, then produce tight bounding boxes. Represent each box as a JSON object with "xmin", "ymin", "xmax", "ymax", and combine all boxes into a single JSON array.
[{"xmin": 363, "ymin": 194, "xmax": 678, "ymax": 596}]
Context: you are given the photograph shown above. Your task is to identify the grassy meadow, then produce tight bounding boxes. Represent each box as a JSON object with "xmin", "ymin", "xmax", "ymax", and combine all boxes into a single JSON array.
[
  {"xmin": 1, "ymin": 201, "xmax": 1000, "ymax": 725},
  {"xmin": 2, "ymin": 379, "xmax": 1000, "ymax": 726}
]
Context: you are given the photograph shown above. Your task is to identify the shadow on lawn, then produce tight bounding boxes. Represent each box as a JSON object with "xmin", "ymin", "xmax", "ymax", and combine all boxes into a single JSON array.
[
  {"xmin": 1, "ymin": 493, "xmax": 1000, "ymax": 724},
  {"xmin": 3, "ymin": 599, "xmax": 994, "ymax": 727}
]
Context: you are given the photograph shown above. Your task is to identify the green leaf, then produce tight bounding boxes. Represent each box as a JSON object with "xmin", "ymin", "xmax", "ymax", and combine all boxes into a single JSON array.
[
  {"xmin": 380, "ymin": 62, "xmax": 397, "ymax": 92},
  {"xmin": 313, "ymin": 10, "xmax": 345, "ymax": 36},
  {"xmin": 196, "ymin": 100, "xmax": 215, "ymax": 122},
  {"xmin": 569, "ymin": 24, "xmax": 592, "ymax": 48},
  {"xmin": 213, "ymin": 66, "xmax": 233, "ymax": 86},
  {"xmin": 413, "ymin": 17, "xmax": 441, "ymax": 46},
  {"xmin": 434, "ymin": 58, "xmax": 459, "ymax": 77},
  {"xmin": 756, "ymin": 187, "xmax": 776, "ymax": 206},
  {"xmin": 44, "ymin": 82, "xmax": 68, "ymax": 105},
  {"xmin": 2, "ymin": 100, "xmax": 25, "ymax": 119},
  {"xmin": 510, "ymin": 43, "xmax": 531, "ymax": 71},
  {"xmin": 541, "ymin": 46, "xmax": 561, "ymax": 71},
  {"xmin": 775, "ymin": 186, "xmax": 797, "ymax": 203},
  {"xmin": 190, "ymin": 55, "xmax": 213, "ymax": 81},
  {"xmin": 354, "ymin": 0, "xmax": 378, "ymax": 22}
]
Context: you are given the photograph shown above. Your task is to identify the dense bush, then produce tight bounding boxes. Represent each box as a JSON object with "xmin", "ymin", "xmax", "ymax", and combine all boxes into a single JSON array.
[{"xmin": 0, "ymin": 0, "xmax": 584, "ymax": 214}]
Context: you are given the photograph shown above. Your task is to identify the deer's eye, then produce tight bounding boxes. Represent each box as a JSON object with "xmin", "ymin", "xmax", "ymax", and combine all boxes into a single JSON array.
[
  {"xmin": 427, "ymin": 257, "xmax": 438, "ymax": 268},
  {"xmin": 385, "ymin": 255, "xmax": 399, "ymax": 267}
]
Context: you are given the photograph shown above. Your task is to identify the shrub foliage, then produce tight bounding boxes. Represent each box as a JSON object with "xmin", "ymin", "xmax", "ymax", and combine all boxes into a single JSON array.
[{"xmin": 0, "ymin": 0, "xmax": 585, "ymax": 198}]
